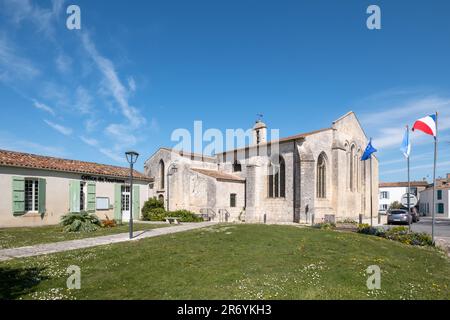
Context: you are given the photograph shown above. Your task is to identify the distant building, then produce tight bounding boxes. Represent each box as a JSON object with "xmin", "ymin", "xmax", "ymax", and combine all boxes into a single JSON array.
[
  {"xmin": 378, "ymin": 181, "xmax": 428, "ymax": 213},
  {"xmin": 419, "ymin": 174, "xmax": 450, "ymax": 218}
]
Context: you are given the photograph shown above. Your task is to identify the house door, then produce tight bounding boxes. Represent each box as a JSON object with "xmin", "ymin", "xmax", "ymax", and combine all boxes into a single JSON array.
[{"xmin": 121, "ymin": 186, "xmax": 131, "ymax": 221}]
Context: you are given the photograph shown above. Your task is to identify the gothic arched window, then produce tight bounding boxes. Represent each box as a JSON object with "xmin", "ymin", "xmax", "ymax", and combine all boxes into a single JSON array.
[
  {"xmin": 350, "ymin": 145, "xmax": 355, "ymax": 191},
  {"xmin": 317, "ymin": 153, "xmax": 326, "ymax": 199},
  {"xmin": 159, "ymin": 160, "xmax": 165, "ymax": 189},
  {"xmin": 268, "ymin": 156, "xmax": 285, "ymax": 198}
]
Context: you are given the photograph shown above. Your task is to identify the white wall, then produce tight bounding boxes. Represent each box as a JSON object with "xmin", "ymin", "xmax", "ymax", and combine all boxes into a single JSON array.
[
  {"xmin": 419, "ymin": 188, "xmax": 449, "ymax": 218},
  {"xmin": 379, "ymin": 187, "xmax": 408, "ymax": 212}
]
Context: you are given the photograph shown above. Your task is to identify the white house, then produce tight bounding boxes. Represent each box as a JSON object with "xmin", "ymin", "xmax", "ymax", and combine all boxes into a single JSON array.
[
  {"xmin": 0, "ymin": 149, "xmax": 152, "ymax": 228},
  {"xmin": 419, "ymin": 174, "xmax": 450, "ymax": 218},
  {"xmin": 378, "ymin": 181, "xmax": 428, "ymax": 213}
]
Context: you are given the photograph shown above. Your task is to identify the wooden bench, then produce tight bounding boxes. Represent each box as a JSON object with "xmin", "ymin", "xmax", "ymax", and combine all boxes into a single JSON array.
[{"xmin": 165, "ymin": 217, "xmax": 181, "ymax": 224}]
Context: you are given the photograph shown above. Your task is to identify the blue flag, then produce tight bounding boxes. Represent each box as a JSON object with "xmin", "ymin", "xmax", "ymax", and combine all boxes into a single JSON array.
[
  {"xmin": 361, "ymin": 139, "xmax": 377, "ymax": 161},
  {"xmin": 400, "ymin": 127, "xmax": 411, "ymax": 158}
]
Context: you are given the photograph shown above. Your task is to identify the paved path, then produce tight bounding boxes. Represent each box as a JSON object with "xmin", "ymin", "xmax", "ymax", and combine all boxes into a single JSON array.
[{"xmin": 0, "ymin": 221, "xmax": 217, "ymax": 262}]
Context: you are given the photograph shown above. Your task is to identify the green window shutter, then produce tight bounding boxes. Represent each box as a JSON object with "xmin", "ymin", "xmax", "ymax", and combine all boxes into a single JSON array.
[
  {"xmin": 69, "ymin": 180, "xmax": 81, "ymax": 213},
  {"xmin": 86, "ymin": 182, "xmax": 96, "ymax": 212},
  {"xmin": 114, "ymin": 183, "xmax": 122, "ymax": 220},
  {"xmin": 133, "ymin": 185, "xmax": 140, "ymax": 219},
  {"xmin": 12, "ymin": 176, "xmax": 25, "ymax": 215},
  {"xmin": 38, "ymin": 178, "xmax": 46, "ymax": 214}
]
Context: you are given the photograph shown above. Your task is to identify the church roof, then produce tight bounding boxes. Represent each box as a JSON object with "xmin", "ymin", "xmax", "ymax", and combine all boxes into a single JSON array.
[
  {"xmin": 190, "ymin": 168, "xmax": 245, "ymax": 182},
  {"xmin": 218, "ymin": 127, "xmax": 332, "ymax": 155}
]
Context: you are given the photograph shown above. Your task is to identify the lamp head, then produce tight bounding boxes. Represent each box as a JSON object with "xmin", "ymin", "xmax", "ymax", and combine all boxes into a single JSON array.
[{"xmin": 125, "ymin": 150, "xmax": 139, "ymax": 164}]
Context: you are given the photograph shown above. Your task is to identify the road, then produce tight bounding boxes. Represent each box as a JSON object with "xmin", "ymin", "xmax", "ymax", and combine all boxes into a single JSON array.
[
  {"xmin": 385, "ymin": 217, "xmax": 450, "ymax": 238},
  {"xmin": 410, "ymin": 217, "xmax": 450, "ymax": 238}
]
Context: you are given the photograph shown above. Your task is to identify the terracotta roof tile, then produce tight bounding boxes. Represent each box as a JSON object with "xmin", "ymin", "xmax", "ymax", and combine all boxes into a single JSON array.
[
  {"xmin": 0, "ymin": 149, "xmax": 152, "ymax": 181},
  {"xmin": 190, "ymin": 168, "xmax": 245, "ymax": 182},
  {"xmin": 379, "ymin": 181, "xmax": 429, "ymax": 188}
]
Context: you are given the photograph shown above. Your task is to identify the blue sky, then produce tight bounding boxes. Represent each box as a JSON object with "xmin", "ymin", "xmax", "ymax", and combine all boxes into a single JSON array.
[{"xmin": 0, "ymin": 0, "xmax": 449, "ymax": 182}]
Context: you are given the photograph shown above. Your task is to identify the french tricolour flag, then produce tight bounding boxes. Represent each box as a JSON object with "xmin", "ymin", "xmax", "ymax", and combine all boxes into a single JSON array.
[{"xmin": 412, "ymin": 114, "xmax": 437, "ymax": 137}]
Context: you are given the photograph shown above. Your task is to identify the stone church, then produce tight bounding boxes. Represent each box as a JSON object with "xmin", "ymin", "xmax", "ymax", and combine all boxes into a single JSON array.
[{"xmin": 144, "ymin": 111, "xmax": 379, "ymax": 223}]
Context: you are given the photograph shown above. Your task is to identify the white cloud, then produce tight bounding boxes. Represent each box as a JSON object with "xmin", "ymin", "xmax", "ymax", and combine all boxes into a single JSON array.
[
  {"xmin": 81, "ymin": 33, "xmax": 146, "ymax": 128},
  {"xmin": 150, "ymin": 117, "xmax": 159, "ymax": 132},
  {"xmin": 360, "ymin": 94, "xmax": 450, "ymax": 151},
  {"xmin": 105, "ymin": 123, "xmax": 138, "ymax": 146},
  {"xmin": 0, "ymin": 132, "xmax": 66, "ymax": 157},
  {"xmin": 1, "ymin": 0, "xmax": 65, "ymax": 38},
  {"xmin": 0, "ymin": 35, "xmax": 40, "ymax": 81},
  {"xmin": 44, "ymin": 119, "xmax": 73, "ymax": 136},
  {"xmin": 80, "ymin": 136, "xmax": 98, "ymax": 147},
  {"xmin": 75, "ymin": 86, "xmax": 93, "ymax": 114},
  {"xmin": 381, "ymin": 160, "xmax": 450, "ymax": 176},
  {"xmin": 99, "ymin": 148, "xmax": 126, "ymax": 163},
  {"xmin": 84, "ymin": 118, "xmax": 100, "ymax": 133},
  {"xmin": 128, "ymin": 76, "xmax": 136, "ymax": 92},
  {"xmin": 33, "ymin": 100, "xmax": 55, "ymax": 115},
  {"xmin": 55, "ymin": 53, "xmax": 72, "ymax": 74}
]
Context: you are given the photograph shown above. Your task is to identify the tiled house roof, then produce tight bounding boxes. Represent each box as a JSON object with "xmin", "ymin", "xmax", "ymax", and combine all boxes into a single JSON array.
[
  {"xmin": 379, "ymin": 181, "xmax": 429, "ymax": 188},
  {"xmin": 190, "ymin": 168, "xmax": 245, "ymax": 182},
  {"xmin": 0, "ymin": 149, "xmax": 152, "ymax": 181}
]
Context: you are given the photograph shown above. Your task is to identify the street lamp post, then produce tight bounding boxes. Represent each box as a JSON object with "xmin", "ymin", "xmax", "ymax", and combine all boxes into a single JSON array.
[
  {"xmin": 166, "ymin": 163, "xmax": 178, "ymax": 211},
  {"xmin": 125, "ymin": 150, "xmax": 139, "ymax": 239}
]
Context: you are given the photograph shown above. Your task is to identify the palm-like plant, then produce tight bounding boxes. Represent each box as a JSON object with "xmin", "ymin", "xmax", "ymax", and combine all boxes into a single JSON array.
[{"xmin": 60, "ymin": 211, "xmax": 102, "ymax": 232}]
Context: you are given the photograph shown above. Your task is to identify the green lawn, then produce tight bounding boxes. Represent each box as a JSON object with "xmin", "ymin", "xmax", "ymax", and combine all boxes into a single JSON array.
[
  {"xmin": 1, "ymin": 224, "xmax": 449, "ymax": 300},
  {"xmin": 0, "ymin": 223, "xmax": 168, "ymax": 249}
]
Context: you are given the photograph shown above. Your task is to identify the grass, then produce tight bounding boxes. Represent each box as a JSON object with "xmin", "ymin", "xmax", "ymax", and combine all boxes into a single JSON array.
[
  {"xmin": 0, "ymin": 224, "xmax": 449, "ymax": 300},
  {"xmin": 0, "ymin": 223, "xmax": 168, "ymax": 249}
]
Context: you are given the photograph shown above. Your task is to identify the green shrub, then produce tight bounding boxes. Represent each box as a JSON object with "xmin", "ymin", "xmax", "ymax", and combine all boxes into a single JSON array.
[
  {"xmin": 357, "ymin": 224, "xmax": 433, "ymax": 246},
  {"xmin": 60, "ymin": 211, "xmax": 102, "ymax": 232},
  {"xmin": 142, "ymin": 208, "xmax": 167, "ymax": 221},
  {"xmin": 337, "ymin": 218, "xmax": 358, "ymax": 225},
  {"xmin": 142, "ymin": 197, "xmax": 164, "ymax": 214},
  {"xmin": 357, "ymin": 224, "xmax": 386, "ymax": 236},
  {"xmin": 170, "ymin": 210, "xmax": 203, "ymax": 222},
  {"xmin": 142, "ymin": 208, "xmax": 203, "ymax": 222},
  {"xmin": 313, "ymin": 222, "xmax": 336, "ymax": 230},
  {"xmin": 384, "ymin": 227, "xmax": 433, "ymax": 246}
]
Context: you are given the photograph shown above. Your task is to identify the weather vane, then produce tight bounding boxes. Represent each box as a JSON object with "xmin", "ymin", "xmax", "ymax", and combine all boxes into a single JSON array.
[{"xmin": 256, "ymin": 113, "xmax": 264, "ymax": 122}]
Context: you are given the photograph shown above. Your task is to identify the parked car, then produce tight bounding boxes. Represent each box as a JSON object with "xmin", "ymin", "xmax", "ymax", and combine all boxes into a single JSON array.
[{"xmin": 387, "ymin": 209, "xmax": 412, "ymax": 225}]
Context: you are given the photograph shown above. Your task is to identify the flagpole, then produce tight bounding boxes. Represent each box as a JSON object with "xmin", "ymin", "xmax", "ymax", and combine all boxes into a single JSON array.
[
  {"xmin": 407, "ymin": 125, "xmax": 411, "ymax": 231},
  {"xmin": 370, "ymin": 154, "xmax": 373, "ymax": 227},
  {"xmin": 432, "ymin": 112, "xmax": 438, "ymax": 243}
]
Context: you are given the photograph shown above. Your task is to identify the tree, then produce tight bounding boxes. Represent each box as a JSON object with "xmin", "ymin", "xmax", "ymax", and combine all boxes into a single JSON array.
[{"xmin": 389, "ymin": 201, "xmax": 404, "ymax": 210}]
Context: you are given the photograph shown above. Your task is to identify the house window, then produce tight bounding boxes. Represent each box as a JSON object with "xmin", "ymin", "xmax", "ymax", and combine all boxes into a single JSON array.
[
  {"xmin": 121, "ymin": 186, "xmax": 131, "ymax": 211},
  {"xmin": 380, "ymin": 191, "xmax": 389, "ymax": 199},
  {"xmin": 380, "ymin": 204, "xmax": 388, "ymax": 211},
  {"xmin": 437, "ymin": 203, "xmax": 444, "ymax": 214},
  {"xmin": 268, "ymin": 156, "xmax": 285, "ymax": 198},
  {"xmin": 24, "ymin": 179, "xmax": 39, "ymax": 212},
  {"xmin": 230, "ymin": 193, "xmax": 236, "ymax": 207},
  {"xmin": 316, "ymin": 153, "xmax": 326, "ymax": 199},
  {"xmin": 232, "ymin": 160, "xmax": 242, "ymax": 172},
  {"xmin": 437, "ymin": 190, "xmax": 442, "ymax": 200}
]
